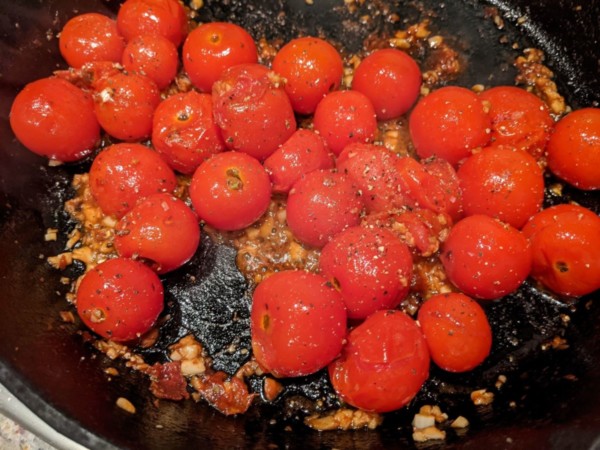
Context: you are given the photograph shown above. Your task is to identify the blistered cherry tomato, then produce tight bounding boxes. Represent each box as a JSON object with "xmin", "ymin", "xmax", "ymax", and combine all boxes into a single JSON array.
[
  {"xmin": 89, "ymin": 142, "xmax": 177, "ymax": 218},
  {"xmin": 521, "ymin": 203, "xmax": 599, "ymax": 239},
  {"xmin": 351, "ymin": 48, "xmax": 421, "ymax": 120},
  {"xmin": 272, "ymin": 36, "xmax": 343, "ymax": 115},
  {"xmin": 55, "ymin": 61, "xmax": 122, "ymax": 91},
  {"xmin": 189, "ymin": 151, "xmax": 271, "ymax": 231},
  {"xmin": 121, "ymin": 34, "xmax": 179, "ymax": 89},
  {"xmin": 328, "ymin": 310, "xmax": 429, "ymax": 413},
  {"xmin": 9, "ymin": 77, "xmax": 100, "ymax": 162},
  {"xmin": 152, "ymin": 90, "xmax": 226, "ymax": 174},
  {"xmin": 117, "ymin": 0, "xmax": 188, "ymax": 46},
  {"xmin": 313, "ymin": 90, "xmax": 377, "ymax": 156},
  {"xmin": 441, "ymin": 215, "xmax": 532, "ymax": 300},
  {"xmin": 546, "ymin": 108, "xmax": 600, "ymax": 190},
  {"xmin": 114, "ymin": 193, "xmax": 200, "ymax": 274},
  {"xmin": 409, "ymin": 86, "xmax": 491, "ymax": 166},
  {"xmin": 251, "ymin": 270, "xmax": 347, "ymax": 378},
  {"xmin": 76, "ymin": 257, "xmax": 164, "ymax": 342},
  {"xmin": 418, "ymin": 293, "xmax": 492, "ymax": 372},
  {"xmin": 183, "ymin": 22, "xmax": 258, "ymax": 92}
]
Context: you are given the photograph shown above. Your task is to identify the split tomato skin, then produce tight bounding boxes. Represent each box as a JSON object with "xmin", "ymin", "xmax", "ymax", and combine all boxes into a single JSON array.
[{"xmin": 117, "ymin": 0, "xmax": 188, "ymax": 46}]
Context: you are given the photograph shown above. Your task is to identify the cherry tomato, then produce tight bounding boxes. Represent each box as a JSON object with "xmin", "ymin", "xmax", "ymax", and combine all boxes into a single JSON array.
[
  {"xmin": 189, "ymin": 151, "xmax": 271, "ymax": 231},
  {"xmin": 212, "ymin": 64, "xmax": 296, "ymax": 160},
  {"xmin": 328, "ymin": 310, "xmax": 429, "ymax": 413},
  {"xmin": 409, "ymin": 86, "xmax": 491, "ymax": 166},
  {"xmin": 319, "ymin": 226, "xmax": 413, "ymax": 320},
  {"xmin": 55, "ymin": 61, "xmax": 122, "ymax": 91},
  {"xmin": 117, "ymin": 0, "xmax": 188, "ymax": 46},
  {"xmin": 263, "ymin": 129, "xmax": 334, "ymax": 194},
  {"xmin": 546, "ymin": 108, "xmax": 600, "ymax": 190},
  {"xmin": 313, "ymin": 90, "xmax": 377, "ymax": 156},
  {"xmin": 121, "ymin": 34, "xmax": 179, "ymax": 89},
  {"xmin": 286, "ymin": 170, "xmax": 365, "ymax": 248},
  {"xmin": 440, "ymin": 215, "xmax": 532, "ymax": 300},
  {"xmin": 521, "ymin": 203, "xmax": 599, "ymax": 239},
  {"xmin": 418, "ymin": 292, "xmax": 492, "ymax": 372},
  {"xmin": 152, "ymin": 90, "xmax": 226, "ymax": 174},
  {"xmin": 183, "ymin": 22, "xmax": 258, "ymax": 92},
  {"xmin": 272, "ymin": 36, "xmax": 343, "ymax": 115},
  {"xmin": 114, "ymin": 193, "xmax": 201, "ymax": 274},
  {"xmin": 59, "ymin": 13, "xmax": 125, "ymax": 69},
  {"xmin": 251, "ymin": 270, "xmax": 347, "ymax": 378},
  {"xmin": 351, "ymin": 48, "xmax": 421, "ymax": 120},
  {"xmin": 89, "ymin": 142, "xmax": 177, "ymax": 218},
  {"xmin": 458, "ymin": 145, "xmax": 544, "ymax": 229},
  {"xmin": 9, "ymin": 77, "xmax": 100, "ymax": 162}
]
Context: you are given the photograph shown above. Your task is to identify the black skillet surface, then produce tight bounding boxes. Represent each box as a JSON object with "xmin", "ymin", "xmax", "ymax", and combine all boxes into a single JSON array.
[{"xmin": 0, "ymin": 0, "xmax": 599, "ymax": 449}]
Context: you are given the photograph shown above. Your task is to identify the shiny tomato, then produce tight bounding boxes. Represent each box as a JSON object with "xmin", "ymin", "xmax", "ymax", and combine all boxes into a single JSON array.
[
  {"xmin": 328, "ymin": 310, "xmax": 429, "ymax": 413},
  {"xmin": 121, "ymin": 34, "xmax": 179, "ymax": 89},
  {"xmin": 114, "ymin": 193, "xmax": 201, "ymax": 274},
  {"xmin": 440, "ymin": 215, "xmax": 532, "ymax": 300},
  {"xmin": 76, "ymin": 258, "xmax": 164, "ymax": 342},
  {"xmin": 351, "ymin": 48, "xmax": 421, "ymax": 120},
  {"xmin": 89, "ymin": 142, "xmax": 177, "ymax": 218},
  {"xmin": 116, "ymin": 0, "xmax": 188, "ymax": 46},
  {"xmin": 9, "ymin": 77, "xmax": 100, "ymax": 162},
  {"xmin": 418, "ymin": 293, "xmax": 492, "ymax": 372},
  {"xmin": 521, "ymin": 203, "xmax": 599, "ymax": 239},
  {"xmin": 183, "ymin": 22, "xmax": 258, "ymax": 92},
  {"xmin": 272, "ymin": 36, "xmax": 343, "ymax": 115},
  {"xmin": 152, "ymin": 90, "xmax": 226, "ymax": 174},
  {"xmin": 251, "ymin": 270, "xmax": 347, "ymax": 378},
  {"xmin": 189, "ymin": 151, "xmax": 271, "ymax": 231},
  {"xmin": 55, "ymin": 61, "xmax": 122, "ymax": 91}
]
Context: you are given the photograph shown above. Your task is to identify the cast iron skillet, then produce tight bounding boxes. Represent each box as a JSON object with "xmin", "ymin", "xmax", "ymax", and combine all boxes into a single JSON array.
[{"xmin": 1, "ymin": 0, "xmax": 599, "ymax": 449}]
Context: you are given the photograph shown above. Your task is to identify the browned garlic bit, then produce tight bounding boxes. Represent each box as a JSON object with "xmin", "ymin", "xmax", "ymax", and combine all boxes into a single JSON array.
[
  {"xmin": 304, "ymin": 408, "xmax": 383, "ymax": 431},
  {"xmin": 412, "ymin": 405, "xmax": 448, "ymax": 442},
  {"xmin": 471, "ymin": 389, "xmax": 495, "ymax": 406},
  {"xmin": 116, "ymin": 397, "xmax": 136, "ymax": 414}
]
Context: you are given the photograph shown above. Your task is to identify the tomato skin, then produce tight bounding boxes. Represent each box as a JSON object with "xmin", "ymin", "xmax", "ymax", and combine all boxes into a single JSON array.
[
  {"xmin": 409, "ymin": 86, "xmax": 491, "ymax": 166},
  {"xmin": 546, "ymin": 108, "xmax": 600, "ymax": 190},
  {"xmin": 313, "ymin": 90, "xmax": 377, "ymax": 156},
  {"xmin": 76, "ymin": 258, "xmax": 164, "ymax": 342},
  {"xmin": 521, "ymin": 203, "xmax": 599, "ymax": 239},
  {"xmin": 351, "ymin": 48, "xmax": 421, "ymax": 120},
  {"xmin": 418, "ymin": 293, "xmax": 492, "ymax": 373},
  {"xmin": 319, "ymin": 226, "xmax": 413, "ymax": 320},
  {"xmin": 328, "ymin": 310, "xmax": 429, "ymax": 413},
  {"xmin": 117, "ymin": 0, "xmax": 188, "ymax": 46},
  {"xmin": 121, "ymin": 34, "xmax": 179, "ymax": 89},
  {"xmin": 272, "ymin": 37, "xmax": 343, "ymax": 115},
  {"xmin": 189, "ymin": 151, "xmax": 271, "ymax": 231},
  {"xmin": 152, "ymin": 90, "xmax": 226, "ymax": 174},
  {"xmin": 183, "ymin": 22, "xmax": 258, "ymax": 92},
  {"xmin": 10, "ymin": 77, "xmax": 100, "ymax": 162},
  {"xmin": 89, "ymin": 143, "xmax": 177, "ymax": 218},
  {"xmin": 440, "ymin": 215, "xmax": 532, "ymax": 300},
  {"xmin": 251, "ymin": 270, "xmax": 347, "ymax": 378},
  {"xmin": 114, "ymin": 193, "xmax": 201, "ymax": 274}
]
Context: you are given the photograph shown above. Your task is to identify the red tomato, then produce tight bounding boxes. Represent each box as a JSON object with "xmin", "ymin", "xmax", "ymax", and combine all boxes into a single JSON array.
[
  {"xmin": 351, "ymin": 48, "xmax": 421, "ymax": 120},
  {"xmin": 409, "ymin": 86, "xmax": 491, "ymax": 166},
  {"xmin": 546, "ymin": 108, "xmax": 600, "ymax": 190},
  {"xmin": 152, "ymin": 90, "xmax": 226, "ymax": 174},
  {"xmin": 9, "ymin": 77, "xmax": 100, "ymax": 162},
  {"xmin": 76, "ymin": 258, "xmax": 164, "ymax": 342},
  {"xmin": 272, "ymin": 36, "xmax": 343, "ymax": 115},
  {"xmin": 313, "ymin": 90, "xmax": 377, "ymax": 156},
  {"xmin": 59, "ymin": 13, "xmax": 125, "ymax": 69},
  {"xmin": 121, "ymin": 34, "xmax": 179, "ymax": 89},
  {"xmin": 114, "ymin": 193, "xmax": 201, "ymax": 274},
  {"xmin": 251, "ymin": 270, "xmax": 347, "ymax": 378},
  {"xmin": 319, "ymin": 226, "xmax": 413, "ymax": 320},
  {"xmin": 89, "ymin": 142, "xmax": 177, "ymax": 218},
  {"xmin": 93, "ymin": 72, "xmax": 161, "ymax": 141},
  {"xmin": 458, "ymin": 146, "xmax": 544, "ymax": 228},
  {"xmin": 440, "ymin": 215, "xmax": 532, "ymax": 300},
  {"xmin": 189, "ymin": 151, "xmax": 271, "ymax": 231},
  {"xmin": 480, "ymin": 86, "xmax": 554, "ymax": 159},
  {"xmin": 418, "ymin": 293, "xmax": 492, "ymax": 372},
  {"xmin": 521, "ymin": 203, "xmax": 599, "ymax": 239},
  {"xmin": 212, "ymin": 64, "xmax": 296, "ymax": 160},
  {"xmin": 183, "ymin": 22, "xmax": 258, "ymax": 92},
  {"xmin": 116, "ymin": 0, "xmax": 188, "ymax": 46},
  {"xmin": 55, "ymin": 61, "xmax": 122, "ymax": 91},
  {"xmin": 328, "ymin": 310, "xmax": 429, "ymax": 413},
  {"xmin": 263, "ymin": 129, "xmax": 334, "ymax": 194},
  {"xmin": 286, "ymin": 170, "xmax": 365, "ymax": 248}
]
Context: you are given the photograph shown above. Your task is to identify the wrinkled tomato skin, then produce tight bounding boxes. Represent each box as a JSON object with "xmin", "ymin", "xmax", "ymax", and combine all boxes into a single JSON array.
[
  {"xmin": 319, "ymin": 226, "xmax": 413, "ymax": 320},
  {"xmin": 114, "ymin": 193, "xmax": 201, "ymax": 274},
  {"xmin": 521, "ymin": 203, "xmax": 599, "ymax": 239},
  {"xmin": 328, "ymin": 310, "xmax": 429, "ymax": 413},
  {"xmin": 117, "ymin": 0, "xmax": 188, "ymax": 46},
  {"xmin": 418, "ymin": 293, "xmax": 492, "ymax": 373},
  {"xmin": 251, "ymin": 270, "xmax": 347, "ymax": 378},
  {"xmin": 121, "ymin": 34, "xmax": 179, "ymax": 90},
  {"xmin": 76, "ymin": 258, "xmax": 164, "ymax": 342}
]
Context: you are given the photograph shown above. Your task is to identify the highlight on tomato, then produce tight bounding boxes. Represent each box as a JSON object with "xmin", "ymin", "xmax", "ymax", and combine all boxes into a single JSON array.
[{"xmin": 117, "ymin": 0, "xmax": 188, "ymax": 46}]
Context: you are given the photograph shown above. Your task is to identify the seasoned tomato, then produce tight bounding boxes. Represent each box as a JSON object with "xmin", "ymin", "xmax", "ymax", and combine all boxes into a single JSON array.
[
  {"xmin": 117, "ymin": 0, "xmax": 188, "ymax": 46},
  {"xmin": 121, "ymin": 34, "xmax": 179, "ymax": 89}
]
